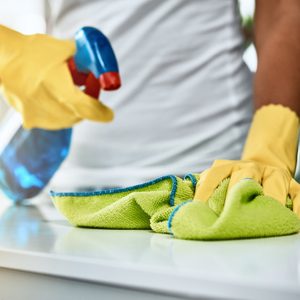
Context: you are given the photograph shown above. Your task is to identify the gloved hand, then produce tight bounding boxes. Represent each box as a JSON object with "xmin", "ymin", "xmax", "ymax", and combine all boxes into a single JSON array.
[
  {"xmin": 0, "ymin": 25, "xmax": 113, "ymax": 129},
  {"xmin": 194, "ymin": 104, "xmax": 300, "ymax": 213}
]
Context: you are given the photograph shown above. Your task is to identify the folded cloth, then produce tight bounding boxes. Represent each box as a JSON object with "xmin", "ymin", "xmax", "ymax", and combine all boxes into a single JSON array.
[{"xmin": 50, "ymin": 174, "xmax": 300, "ymax": 240}]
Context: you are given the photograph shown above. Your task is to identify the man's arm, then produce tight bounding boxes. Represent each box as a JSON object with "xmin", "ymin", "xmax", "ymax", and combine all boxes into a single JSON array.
[
  {"xmin": 194, "ymin": 1, "xmax": 300, "ymax": 205},
  {"xmin": 254, "ymin": 0, "xmax": 300, "ymax": 115}
]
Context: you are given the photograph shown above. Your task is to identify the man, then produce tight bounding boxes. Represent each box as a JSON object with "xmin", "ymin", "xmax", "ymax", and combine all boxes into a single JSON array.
[{"xmin": 0, "ymin": 0, "xmax": 299, "ymax": 209}]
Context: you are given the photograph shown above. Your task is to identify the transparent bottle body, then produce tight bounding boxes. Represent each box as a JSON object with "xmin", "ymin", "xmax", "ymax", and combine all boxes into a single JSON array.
[{"xmin": 0, "ymin": 110, "xmax": 71, "ymax": 202}]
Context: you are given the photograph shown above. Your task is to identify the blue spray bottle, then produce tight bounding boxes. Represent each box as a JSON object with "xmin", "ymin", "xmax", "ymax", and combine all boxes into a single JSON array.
[{"xmin": 0, "ymin": 27, "xmax": 121, "ymax": 202}]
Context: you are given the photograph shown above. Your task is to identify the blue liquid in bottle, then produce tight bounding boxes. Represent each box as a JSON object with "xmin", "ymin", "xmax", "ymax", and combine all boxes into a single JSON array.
[{"xmin": 0, "ymin": 127, "xmax": 72, "ymax": 202}]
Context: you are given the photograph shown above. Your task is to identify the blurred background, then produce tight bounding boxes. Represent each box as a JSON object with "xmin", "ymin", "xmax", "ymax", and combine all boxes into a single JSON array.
[{"xmin": 240, "ymin": 0, "xmax": 256, "ymax": 72}]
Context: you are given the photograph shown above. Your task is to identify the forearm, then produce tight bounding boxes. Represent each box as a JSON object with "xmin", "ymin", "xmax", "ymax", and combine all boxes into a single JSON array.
[{"xmin": 254, "ymin": 0, "xmax": 300, "ymax": 115}]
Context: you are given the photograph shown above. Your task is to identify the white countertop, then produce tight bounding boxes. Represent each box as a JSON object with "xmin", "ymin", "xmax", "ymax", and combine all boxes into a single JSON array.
[{"xmin": 1, "ymin": 198, "xmax": 300, "ymax": 300}]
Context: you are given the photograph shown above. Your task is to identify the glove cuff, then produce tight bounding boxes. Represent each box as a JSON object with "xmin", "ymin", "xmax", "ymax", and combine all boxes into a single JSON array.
[{"xmin": 242, "ymin": 104, "xmax": 299, "ymax": 174}]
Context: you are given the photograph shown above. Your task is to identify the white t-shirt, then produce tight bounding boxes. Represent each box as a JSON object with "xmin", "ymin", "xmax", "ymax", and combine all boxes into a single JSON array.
[{"xmin": 0, "ymin": 0, "xmax": 253, "ymax": 189}]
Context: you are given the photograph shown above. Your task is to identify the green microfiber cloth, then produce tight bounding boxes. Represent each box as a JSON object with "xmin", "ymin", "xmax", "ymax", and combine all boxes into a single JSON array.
[
  {"xmin": 50, "ymin": 175, "xmax": 300, "ymax": 240},
  {"xmin": 51, "ymin": 175, "xmax": 195, "ymax": 233}
]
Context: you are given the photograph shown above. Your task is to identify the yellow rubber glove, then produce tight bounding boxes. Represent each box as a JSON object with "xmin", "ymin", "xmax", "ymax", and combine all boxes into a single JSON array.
[
  {"xmin": 194, "ymin": 104, "xmax": 300, "ymax": 215},
  {"xmin": 0, "ymin": 25, "xmax": 113, "ymax": 129}
]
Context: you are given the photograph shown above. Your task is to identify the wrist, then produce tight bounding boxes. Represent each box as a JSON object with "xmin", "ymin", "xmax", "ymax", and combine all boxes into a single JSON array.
[{"xmin": 242, "ymin": 104, "xmax": 299, "ymax": 174}]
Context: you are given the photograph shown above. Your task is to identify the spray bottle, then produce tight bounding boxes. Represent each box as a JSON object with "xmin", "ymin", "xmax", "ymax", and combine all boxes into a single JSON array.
[{"xmin": 0, "ymin": 27, "xmax": 121, "ymax": 202}]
